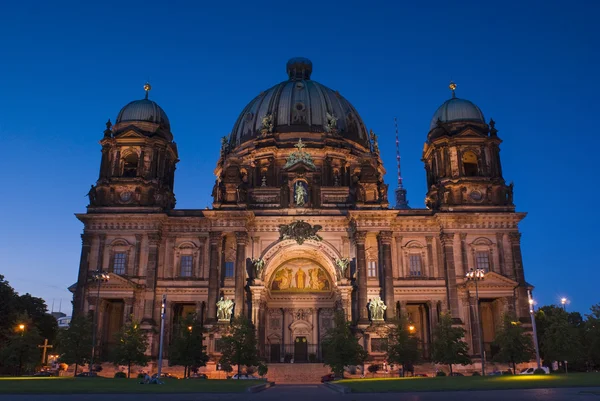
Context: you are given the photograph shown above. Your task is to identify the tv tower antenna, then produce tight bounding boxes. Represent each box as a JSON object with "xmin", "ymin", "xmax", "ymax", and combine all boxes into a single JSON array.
[{"xmin": 394, "ymin": 117, "xmax": 409, "ymax": 209}]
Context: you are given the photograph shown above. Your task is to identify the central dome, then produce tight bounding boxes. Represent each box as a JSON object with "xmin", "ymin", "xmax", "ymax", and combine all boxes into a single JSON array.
[{"xmin": 229, "ymin": 58, "xmax": 369, "ymax": 148}]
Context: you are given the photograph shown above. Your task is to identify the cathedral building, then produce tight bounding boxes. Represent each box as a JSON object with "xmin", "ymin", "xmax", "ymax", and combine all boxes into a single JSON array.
[{"xmin": 72, "ymin": 58, "xmax": 531, "ymax": 368}]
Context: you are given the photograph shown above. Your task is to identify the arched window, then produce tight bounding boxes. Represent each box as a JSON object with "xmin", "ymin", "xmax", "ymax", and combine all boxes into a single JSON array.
[
  {"xmin": 462, "ymin": 151, "xmax": 479, "ymax": 177},
  {"xmin": 122, "ymin": 153, "xmax": 138, "ymax": 177}
]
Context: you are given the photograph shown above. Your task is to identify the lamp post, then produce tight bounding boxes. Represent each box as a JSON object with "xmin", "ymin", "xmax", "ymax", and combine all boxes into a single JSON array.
[
  {"xmin": 560, "ymin": 297, "xmax": 567, "ymax": 311},
  {"xmin": 157, "ymin": 294, "xmax": 167, "ymax": 379},
  {"xmin": 18, "ymin": 324, "xmax": 25, "ymax": 336},
  {"xmin": 89, "ymin": 270, "xmax": 109, "ymax": 374},
  {"xmin": 527, "ymin": 290, "xmax": 541, "ymax": 369},
  {"xmin": 466, "ymin": 268, "xmax": 486, "ymax": 377}
]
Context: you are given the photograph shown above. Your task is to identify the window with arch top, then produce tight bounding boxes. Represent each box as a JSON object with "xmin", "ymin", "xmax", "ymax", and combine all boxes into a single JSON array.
[
  {"xmin": 122, "ymin": 153, "xmax": 139, "ymax": 177},
  {"xmin": 462, "ymin": 151, "xmax": 479, "ymax": 177}
]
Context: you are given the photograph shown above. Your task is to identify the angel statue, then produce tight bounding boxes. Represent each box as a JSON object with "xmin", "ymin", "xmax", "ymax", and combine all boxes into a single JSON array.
[
  {"xmin": 325, "ymin": 112, "xmax": 338, "ymax": 133},
  {"xmin": 335, "ymin": 258, "xmax": 350, "ymax": 279},
  {"xmin": 251, "ymin": 258, "xmax": 265, "ymax": 279},
  {"xmin": 216, "ymin": 297, "xmax": 234, "ymax": 322},
  {"xmin": 368, "ymin": 296, "xmax": 387, "ymax": 321}
]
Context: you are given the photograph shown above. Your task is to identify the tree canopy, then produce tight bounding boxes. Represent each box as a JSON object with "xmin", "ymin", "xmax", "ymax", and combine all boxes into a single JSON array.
[
  {"xmin": 218, "ymin": 316, "xmax": 260, "ymax": 376},
  {"xmin": 168, "ymin": 314, "xmax": 208, "ymax": 378},
  {"xmin": 492, "ymin": 313, "xmax": 534, "ymax": 373},
  {"xmin": 386, "ymin": 315, "xmax": 420, "ymax": 376},
  {"xmin": 431, "ymin": 312, "xmax": 470, "ymax": 374},
  {"xmin": 110, "ymin": 319, "xmax": 149, "ymax": 378},
  {"xmin": 321, "ymin": 310, "xmax": 368, "ymax": 378},
  {"xmin": 56, "ymin": 315, "xmax": 92, "ymax": 376}
]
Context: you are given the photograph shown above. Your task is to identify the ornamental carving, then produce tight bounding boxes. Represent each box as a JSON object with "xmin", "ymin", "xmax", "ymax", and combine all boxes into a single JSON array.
[
  {"xmin": 284, "ymin": 139, "xmax": 315, "ymax": 169},
  {"xmin": 278, "ymin": 220, "xmax": 322, "ymax": 245}
]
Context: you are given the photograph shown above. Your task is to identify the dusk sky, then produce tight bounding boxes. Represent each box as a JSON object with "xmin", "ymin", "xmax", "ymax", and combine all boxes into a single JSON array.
[{"xmin": 0, "ymin": 1, "xmax": 598, "ymax": 315}]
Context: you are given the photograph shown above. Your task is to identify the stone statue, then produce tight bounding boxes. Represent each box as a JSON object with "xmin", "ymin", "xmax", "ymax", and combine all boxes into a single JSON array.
[
  {"xmin": 251, "ymin": 258, "xmax": 265, "ymax": 279},
  {"xmin": 378, "ymin": 182, "xmax": 388, "ymax": 203},
  {"xmin": 507, "ymin": 182, "xmax": 514, "ymax": 204},
  {"xmin": 295, "ymin": 181, "xmax": 307, "ymax": 206},
  {"xmin": 369, "ymin": 296, "xmax": 387, "ymax": 321},
  {"xmin": 335, "ymin": 258, "xmax": 350, "ymax": 279},
  {"xmin": 325, "ymin": 112, "xmax": 338, "ymax": 133},
  {"xmin": 284, "ymin": 139, "xmax": 316, "ymax": 169},
  {"xmin": 237, "ymin": 182, "xmax": 248, "ymax": 203},
  {"xmin": 211, "ymin": 180, "xmax": 221, "ymax": 202},
  {"xmin": 220, "ymin": 136, "xmax": 229, "ymax": 154},
  {"xmin": 278, "ymin": 220, "xmax": 323, "ymax": 245},
  {"xmin": 85, "ymin": 185, "xmax": 97, "ymax": 205},
  {"xmin": 370, "ymin": 130, "xmax": 379, "ymax": 154},
  {"xmin": 261, "ymin": 113, "xmax": 274, "ymax": 135},
  {"xmin": 216, "ymin": 297, "xmax": 234, "ymax": 321}
]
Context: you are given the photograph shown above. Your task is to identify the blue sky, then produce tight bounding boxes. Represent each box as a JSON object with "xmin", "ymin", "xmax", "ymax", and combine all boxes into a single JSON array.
[{"xmin": 0, "ymin": 1, "xmax": 598, "ymax": 315}]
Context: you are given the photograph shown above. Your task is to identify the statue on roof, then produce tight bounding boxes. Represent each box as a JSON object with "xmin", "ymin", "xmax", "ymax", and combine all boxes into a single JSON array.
[
  {"xmin": 261, "ymin": 113, "xmax": 274, "ymax": 136},
  {"xmin": 325, "ymin": 112, "xmax": 338, "ymax": 134},
  {"xmin": 284, "ymin": 139, "xmax": 316, "ymax": 169}
]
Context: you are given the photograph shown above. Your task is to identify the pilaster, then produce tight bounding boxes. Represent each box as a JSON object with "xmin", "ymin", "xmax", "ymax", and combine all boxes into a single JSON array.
[
  {"xmin": 440, "ymin": 232, "xmax": 460, "ymax": 320},
  {"xmin": 234, "ymin": 231, "xmax": 249, "ymax": 316},
  {"xmin": 354, "ymin": 231, "xmax": 368, "ymax": 322},
  {"xmin": 378, "ymin": 231, "xmax": 394, "ymax": 319},
  {"xmin": 207, "ymin": 231, "xmax": 222, "ymax": 321}
]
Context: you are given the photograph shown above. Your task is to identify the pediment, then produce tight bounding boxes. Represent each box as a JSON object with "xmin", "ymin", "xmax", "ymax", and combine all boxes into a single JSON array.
[
  {"xmin": 455, "ymin": 128, "xmax": 486, "ymax": 138},
  {"xmin": 284, "ymin": 160, "xmax": 315, "ymax": 173},
  {"xmin": 98, "ymin": 273, "xmax": 139, "ymax": 290},
  {"xmin": 115, "ymin": 128, "xmax": 147, "ymax": 139},
  {"xmin": 478, "ymin": 271, "xmax": 518, "ymax": 287}
]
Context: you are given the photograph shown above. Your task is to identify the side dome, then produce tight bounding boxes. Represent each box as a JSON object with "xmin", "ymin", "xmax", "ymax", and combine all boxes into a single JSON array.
[
  {"xmin": 116, "ymin": 98, "xmax": 171, "ymax": 131},
  {"xmin": 229, "ymin": 58, "xmax": 369, "ymax": 149},
  {"xmin": 429, "ymin": 97, "xmax": 485, "ymax": 130}
]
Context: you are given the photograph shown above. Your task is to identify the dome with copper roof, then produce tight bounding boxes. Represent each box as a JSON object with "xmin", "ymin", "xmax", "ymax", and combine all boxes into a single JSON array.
[{"xmin": 228, "ymin": 57, "xmax": 370, "ymax": 149}]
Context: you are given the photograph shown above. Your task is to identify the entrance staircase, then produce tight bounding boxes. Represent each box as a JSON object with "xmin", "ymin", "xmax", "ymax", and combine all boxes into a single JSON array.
[{"xmin": 266, "ymin": 363, "xmax": 332, "ymax": 384}]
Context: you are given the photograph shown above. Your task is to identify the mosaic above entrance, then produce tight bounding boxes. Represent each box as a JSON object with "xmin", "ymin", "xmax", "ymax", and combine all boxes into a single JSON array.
[{"xmin": 270, "ymin": 259, "xmax": 331, "ymax": 292}]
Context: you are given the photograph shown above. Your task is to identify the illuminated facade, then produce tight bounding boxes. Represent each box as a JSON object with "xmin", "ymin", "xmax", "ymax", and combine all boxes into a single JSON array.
[{"xmin": 72, "ymin": 58, "xmax": 531, "ymax": 369}]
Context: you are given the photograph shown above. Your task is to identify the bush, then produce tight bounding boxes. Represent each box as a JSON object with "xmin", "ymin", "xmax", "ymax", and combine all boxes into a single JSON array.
[
  {"xmin": 436, "ymin": 371, "xmax": 447, "ymax": 376},
  {"xmin": 471, "ymin": 371, "xmax": 480, "ymax": 376},
  {"xmin": 533, "ymin": 368, "xmax": 546, "ymax": 375},
  {"xmin": 257, "ymin": 363, "xmax": 268, "ymax": 377},
  {"xmin": 137, "ymin": 373, "xmax": 145, "ymax": 379},
  {"xmin": 114, "ymin": 371, "xmax": 127, "ymax": 378},
  {"xmin": 308, "ymin": 353, "xmax": 317, "ymax": 363},
  {"xmin": 368, "ymin": 364, "xmax": 380, "ymax": 374}
]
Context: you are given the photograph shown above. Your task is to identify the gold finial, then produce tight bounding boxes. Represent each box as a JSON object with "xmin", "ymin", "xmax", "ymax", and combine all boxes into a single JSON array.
[
  {"xmin": 144, "ymin": 82, "xmax": 152, "ymax": 99},
  {"xmin": 449, "ymin": 81, "xmax": 457, "ymax": 98}
]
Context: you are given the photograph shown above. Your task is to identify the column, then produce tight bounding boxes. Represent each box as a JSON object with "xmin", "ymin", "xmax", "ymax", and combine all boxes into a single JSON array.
[
  {"xmin": 509, "ymin": 232, "xmax": 529, "ymax": 318},
  {"xmin": 378, "ymin": 231, "xmax": 394, "ymax": 318},
  {"xmin": 459, "ymin": 233, "xmax": 468, "ymax": 276},
  {"xmin": 496, "ymin": 233, "xmax": 506, "ymax": 276},
  {"xmin": 145, "ymin": 234, "xmax": 160, "ymax": 290},
  {"xmin": 74, "ymin": 234, "xmax": 93, "ymax": 316},
  {"xmin": 123, "ymin": 297, "xmax": 134, "ymax": 323},
  {"xmin": 133, "ymin": 234, "xmax": 142, "ymax": 277},
  {"xmin": 354, "ymin": 231, "xmax": 368, "ymax": 322},
  {"xmin": 440, "ymin": 233, "xmax": 460, "ymax": 319},
  {"xmin": 468, "ymin": 294, "xmax": 481, "ymax": 355},
  {"xmin": 97, "ymin": 234, "xmax": 106, "ymax": 271},
  {"xmin": 196, "ymin": 237, "xmax": 207, "ymax": 279},
  {"xmin": 395, "ymin": 236, "xmax": 404, "ymax": 277},
  {"xmin": 425, "ymin": 236, "xmax": 434, "ymax": 277},
  {"xmin": 207, "ymin": 231, "xmax": 222, "ymax": 321},
  {"xmin": 235, "ymin": 232, "xmax": 248, "ymax": 316}
]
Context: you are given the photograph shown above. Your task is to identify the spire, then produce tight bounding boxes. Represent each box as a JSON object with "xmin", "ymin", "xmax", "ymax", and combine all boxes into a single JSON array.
[
  {"xmin": 394, "ymin": 117, "xmax": 409, "ymax": 209},
  {"xmin": 449, "ymin": 81, "xmax": 457, "ymax": 98},
  {"xmin": 144, "ymin": 82, "xmax": 152, "ymax": 99}
]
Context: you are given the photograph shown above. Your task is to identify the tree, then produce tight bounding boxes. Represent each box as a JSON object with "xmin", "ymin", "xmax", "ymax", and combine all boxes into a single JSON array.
[
  {"xmin": 168, "ymin": 314, "xmax": 208, "ymax": 378},
  {"xmin": 56, "ymin": 315, "xmax": 92, "ymax": 376},
  {"xmin": 321, "ymin": 310, "xmax": 368, "ymax": 378},
  {"xmin": 492, "ymin": 313, "xmax": 534, "ymax": 373},
  {"xmin": 218, "ymin": 316, "xmax": 260, "ymax": 377},
  {"xmin": 431, "ymin": 312, "xmax": 470, "ymax": 374},
  {"xmin": 538, "ymin": 308, "xmax": 576, "ymax": 371},
  {"xmin": 111, "ymin": 319, "xmax": 149, "ymax": 378},
  {"xmin": 585, "ymin": 304, "xmax": 600, "ymax": 369},
  {"xmin": 386, "ymin": 316, "xmax": 421, "ymax": 377},
  {"xmin": 257, "ymin": 362, "xmax": 268, "ymax": 378},
  {"xmin": 0, "ymin": 314, "xmax": 43, "ymax": 376}
]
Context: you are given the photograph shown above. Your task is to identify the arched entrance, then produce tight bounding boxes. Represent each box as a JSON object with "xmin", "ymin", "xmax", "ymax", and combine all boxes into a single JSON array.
[{"xmin": 250, "ymin": 240, "xmax": 352, "ymax": 363}]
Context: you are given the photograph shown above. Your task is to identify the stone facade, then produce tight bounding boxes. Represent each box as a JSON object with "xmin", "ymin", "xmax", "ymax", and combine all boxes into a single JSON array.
[{"xmin": 72, "ymin": 59, "xmax": 532, "ymax": 370}]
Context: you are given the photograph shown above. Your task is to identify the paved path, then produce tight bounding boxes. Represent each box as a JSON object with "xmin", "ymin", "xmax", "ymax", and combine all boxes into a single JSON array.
[{"xmin": 1, "ymin": 385, "xmax": 599, "ymax": 401}]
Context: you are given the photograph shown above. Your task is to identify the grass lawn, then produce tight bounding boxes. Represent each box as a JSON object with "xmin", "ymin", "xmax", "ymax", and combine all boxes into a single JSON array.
[
  {"xmin": 0, "ymin": 377, "xmax": 263, "ymax": 394},
  {"xmin": 337, "ymin": 373, "xmax": 600, "ymax": 393}
]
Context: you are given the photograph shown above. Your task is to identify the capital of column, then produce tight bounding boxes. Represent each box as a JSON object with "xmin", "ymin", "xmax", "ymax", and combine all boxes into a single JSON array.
[
  {"xmin": 440, "ymin": 232, "xmax": 455, "ymax": 246},
  {"xmin": 496, "ymin": 232, "xmax": 505, "ymax": 242},
  {"xmin": 425, "ymin": 236, "xmax": 433, "ymax": 245},
  {"xmin": 235, "ymin": 231, "xmax": 249, "ymax": 245},
  {"xmin": 459, "ymin": 233, "xmax": 467, "ymax": 242},
  {"xmin": 209, "ymin": 231, "xmax": 223, "ymax": 245},
  {"xmin": 508, "ymin": 232, "xmax": 521, "ymax": 244},
  {"xmin": 197, "ymin": 236, "xmax": 208, "ymax": 245},
  {"xmin": 377, "ymin": 231, "xmax": 393, "ymax": 245},
  {"xmin": 353, "ymin": 231, "xmax": 367, "ymax": 245},
  {"xmin": 148, "ymin": 233, "xmax": 161, "ymax": 246},
  {"xmin": 81, "ymin": 233, "xmax": 93, "ymax": 245}
]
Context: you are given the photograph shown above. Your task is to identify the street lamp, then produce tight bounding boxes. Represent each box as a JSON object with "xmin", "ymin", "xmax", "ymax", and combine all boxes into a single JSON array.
[
  {"xmin": 560, "ymin": 297, "xmax": 567, "ymax": 311},
  {"xmin": 528, "ymin": 290, "xmax": 541, "ymax": 370},
  {"xmin": 408, "ymin": 325, "xmax": 416, "ymax": 334},
  {"xmin": 17, "ymin": 324, "xmax": 25, "ymax": 335},
  {"xmin": 466, "ymin": 268, "xmax": 486, "ymax": 377},
  {"xmin": 89, "ymin": 270, "xmax": 110, "ymax": 374}
]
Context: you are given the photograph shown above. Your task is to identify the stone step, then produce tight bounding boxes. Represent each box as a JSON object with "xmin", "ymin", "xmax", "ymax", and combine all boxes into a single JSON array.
[{"xmin": 265, "ymin": 363, "xmax": 332, "ymax": 384}]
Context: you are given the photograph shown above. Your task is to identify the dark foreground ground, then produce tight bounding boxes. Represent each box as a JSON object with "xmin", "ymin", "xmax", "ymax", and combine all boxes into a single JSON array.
[{"xmin": 1, "ymin": 384, "xmax": 600, "ymax": 401}]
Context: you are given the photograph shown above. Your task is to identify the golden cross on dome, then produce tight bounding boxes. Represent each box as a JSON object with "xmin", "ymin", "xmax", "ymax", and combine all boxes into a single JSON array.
[
  {"xmin": 144, "ymin": 82, "xmax": 152, "ymax": 99},
  {"xmin": 295, "ymin": 138, "xmax": 306, "ymax": 152}
]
